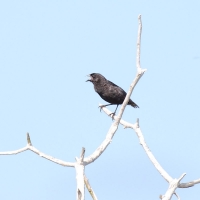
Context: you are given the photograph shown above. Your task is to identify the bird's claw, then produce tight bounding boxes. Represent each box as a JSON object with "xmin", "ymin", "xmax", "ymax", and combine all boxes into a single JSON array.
[
  {"xmin": 98, "ymin": 105, "xmax": 104, "ymax": 112},
  {"xmin": 98, "ymin": 105, "xmax": 115, "ymax": 120},
  {"xmin": 109, "ymin": 112, "xmax": 115, "ymax": 120}
]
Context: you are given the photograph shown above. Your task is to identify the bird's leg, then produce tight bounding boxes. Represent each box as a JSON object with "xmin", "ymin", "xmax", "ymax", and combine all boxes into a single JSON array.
[
  {"xmin": 98, "ymin": 103, "xmax": 113, "ymax": 112},
  {"xmin": 109, "ymin": 105, "xmax": 119, "ymax": 120}
]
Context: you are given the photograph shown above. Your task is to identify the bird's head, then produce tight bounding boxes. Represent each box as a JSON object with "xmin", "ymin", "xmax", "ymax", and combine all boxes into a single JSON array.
[{"xmin": 86, "ymin": 73, "xmax": 105, "ymax": 84}]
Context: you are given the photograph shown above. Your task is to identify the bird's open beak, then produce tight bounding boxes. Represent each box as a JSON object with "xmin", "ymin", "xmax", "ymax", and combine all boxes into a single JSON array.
[{"xmin": 86, "ymin": 74, "xmax": 92, "ymax": 82}]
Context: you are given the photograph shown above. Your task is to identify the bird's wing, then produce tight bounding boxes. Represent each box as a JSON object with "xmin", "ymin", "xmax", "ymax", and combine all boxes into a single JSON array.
[
  {"xmin": 108, "ymin": 80, "xmax": 127, "ymax": 99},
  {"xmin": 107, "ymin": 80, "xmax": 120, "ymax": 87}
]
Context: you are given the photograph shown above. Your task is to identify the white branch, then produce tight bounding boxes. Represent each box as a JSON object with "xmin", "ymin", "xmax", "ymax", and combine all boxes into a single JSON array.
[
  {"xmin": 0, "ymin": 134, "xmax": 75, "ymax": 167},
  {"xmin": 75, "ymin": 163, "xmax": 85, "ymax": 200},
  {"xmin": 117, "ymin": 15, "xmax": 146, "ymax": 123},
  {"xmin": 80, "ymin": 147, "xmax": 85, "ymax": 163},
  {"xmin": 75, "ymin": 148, "xmax": 86, "ymax": 200},
  {"xmin": 174, "ymin": 192, "xmax": 180, "ymax": 200},
  {"xmin": 101, "ymin": 108, "xmax": 200, "ymax": 199},
  {"xmin": 28, "ymin": 145, "xmax": 74, "ymax": 167},
  {"xmin": 137, "ymin": 15, "xmax": 142, "ymax": 71},
  {"xmin": 27, "ymin": 132, "xmax": 32, "ymax": 145},
  {"xmin": 85, "ymin": 14, "xmax": 200, "ymax": 200},
  {"xmin": 84, "ymin": 175, "xmax": 98, "ymax": 200},
  {"xmin": 84, "ymin": 122, "xmax": 118, "ymax": 164},
  {"xmin": 178, "ymin": 178, "xmax": 200, "ymax": 188},
  {"xmin": 2, "ymin": 15, "xmax": 194, "ymax": 200},
  {"xmin": 101, "ymin": 106, "xmax": 173, "ymax": 183},
  {"xmin": 84, "ymin": 14, "xmax": 146, "ymax": 165},
  {"xmin": 162, "ymin": 173, "xmax": 186, "ymax": 200},
  {"xmin": 134, "ymin": 119, "xmax": 172, "ymax": 182},
  {"xmin": 0, "ymin": 146, "xmax": 29, "ymax": 155}
]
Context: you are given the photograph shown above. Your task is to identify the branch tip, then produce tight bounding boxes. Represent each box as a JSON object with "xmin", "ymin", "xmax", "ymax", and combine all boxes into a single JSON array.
[
  {"xmin": 26, "ymin": 132, "xmax": 32, "ymax": 146},
  {"xmin": 174, "ymin": 192, "xmax": 180, "ymax": 200},
  {"xmin": 179, "ymin": 173, "xmax": 186, "ymax": 181},
  {"xmin": 140, "ymin": 68, "xmax": 147, "ymax": 74},
  {"xmin": 136, "ymin": 118, "xmax": 139, "ymax": 128},
  {"xmin": 80, "ymin": 147, "xmax": 85, "ymax": 157},
  {"xmin": 80, "ymin": 147, "xmax": 85, "ymax": 162},
  {"xmin": 138, "ymin": 15, "xmax": 142, "ymax": 22}
]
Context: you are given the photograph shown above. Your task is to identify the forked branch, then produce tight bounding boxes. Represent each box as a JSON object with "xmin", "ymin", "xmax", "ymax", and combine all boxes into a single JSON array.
[
  {"xmin": 101, "ymin": 106, "xmax": 200, "ymax": 199},
  {"xmin": 0, "ymin": 133, "xmax": 75, "ymax": 167},
  {"xmin": 84, "ymin": 14, "xmax": 146, "ymax": 165}
]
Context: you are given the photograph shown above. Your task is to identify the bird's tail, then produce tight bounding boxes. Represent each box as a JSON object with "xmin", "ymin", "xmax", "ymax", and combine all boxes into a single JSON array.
[{"xmin": 129, "ymin": 100, "xmax": 139, "ymax": 108}]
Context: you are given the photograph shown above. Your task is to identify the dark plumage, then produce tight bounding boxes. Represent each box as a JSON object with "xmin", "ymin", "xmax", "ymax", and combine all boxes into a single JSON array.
[{"xmin": 86, "ymin": 73, "xmax": 139, "ymax": 117}]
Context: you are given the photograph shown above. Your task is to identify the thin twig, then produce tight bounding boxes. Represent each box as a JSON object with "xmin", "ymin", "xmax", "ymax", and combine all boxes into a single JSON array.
[
  {"xmin": 0, "ymin": 146, "xmax": 28, "ymax": 155},
  {"xmin": 27, "ymin": 132, "xmax": 32, "ymax": 146},
  {"xmin": 0, "ymin": 134, "xmax": 75, "ymax": 167},
  {"xmin": 84, "ymin": 175, "xmax": 98, "ymax": 200},
  {"xmin": 174, "ymin": 192, "xmax": 180, "ymax": 200},
  {"xmin": 178, "ymin": 178, "xmax": 200, "ymax": 188},
  {"xmin": 80, "ymin": 147, "xmax": 85, "ymax": 163}
]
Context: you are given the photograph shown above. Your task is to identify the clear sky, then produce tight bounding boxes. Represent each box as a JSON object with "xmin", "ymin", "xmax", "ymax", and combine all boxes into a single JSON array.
[{"xmin": 0, "ymin": 1, "xmax": 199, "ymax": 199}]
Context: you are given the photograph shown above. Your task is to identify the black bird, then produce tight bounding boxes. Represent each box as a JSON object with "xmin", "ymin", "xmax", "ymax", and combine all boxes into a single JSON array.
[{"xmin": 86, "ymin": 73, "xmax": 139, "ymax": 117}]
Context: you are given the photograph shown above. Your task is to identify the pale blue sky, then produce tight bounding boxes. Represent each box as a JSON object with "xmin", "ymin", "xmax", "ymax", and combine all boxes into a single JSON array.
[{"xmin": 0, "ymin": 1, "xmax": 199, "ymax": 199}]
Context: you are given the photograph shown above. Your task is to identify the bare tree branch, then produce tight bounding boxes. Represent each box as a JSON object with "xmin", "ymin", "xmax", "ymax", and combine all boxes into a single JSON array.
[
  {"xmin": 174, "ymin": 192, "xmax": 180, "ymax": 200},
  {"xmin": 27, "ymin": 132, "xmax": 32, "ymax": 146},
  {"xmin": 135, "ymin": 118, "xmax": 172, "ymax": 182},
  {"xmin": 80, "ymin": 147, "xmax": 85, "ymax": 163},
  {"xmin": 2, "ymin": 15, "xmax": 194, "ymax": 200},
  {"xmin": 0, "ymin": 134, "xmax": 75, "ymax": 167},
  {"xmin": 116, "ymin": 15, "xmax": 146, "ymax": 123},
  {"xmin": 28, "ymin": 145, "xmax": 74, "ymax": 167},
  {"xmin": 137, "ymin": 15, "xmax": 142, "ymax": 71},
  {"xmin": 84, "ymin": 14, "xmax": 146, "ymax": 165},
  {"xmin": 101, "ymin": 106, "xmax": 172, "ymax": 182},
  {"xmin": 0, "ymin": 146, "xmax": 29, "ymax": 155},
  {"xmin": 162, "ymin": 173, "xmax": 186, "ymax": 200},
  {"xmin": 84, "ymin": 175, "xmax": 98, "ymax": 200},
  {"xmin": 101, "ymin": 106, "xmax": 200, "ymax": 198},
  {"xmin": 75, "ymin": 148, "xmax": 86, "ymax": 200},
  {"xmin": 178, "ymin": 178, "xmax": 200, "ymax": 188}
]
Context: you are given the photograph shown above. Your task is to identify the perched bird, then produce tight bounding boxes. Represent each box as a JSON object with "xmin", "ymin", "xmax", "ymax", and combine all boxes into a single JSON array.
[{"xmin": 86, "ymin": 73, "xmax": 139, "ymax": 117}]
